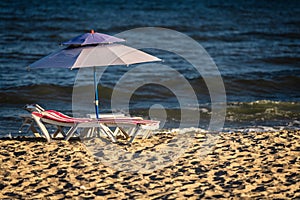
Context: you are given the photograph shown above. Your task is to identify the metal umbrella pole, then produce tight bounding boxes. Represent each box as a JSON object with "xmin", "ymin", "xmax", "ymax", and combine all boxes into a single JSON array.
[{"xmin": 94, "ymin": 66, "xmax": 100, "ymax": 119}]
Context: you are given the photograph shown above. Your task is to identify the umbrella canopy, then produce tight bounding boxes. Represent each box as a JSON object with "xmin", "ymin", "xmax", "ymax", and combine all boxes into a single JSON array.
[
  {"xmin": 62, "ymin": 30, "xmax": 125, "ymax": 46},
  {"xmin": 29, "ymin": 44, "xmax": 161, "ymax": 69},
  {"xmin": 29, "ymin": 43, "xmax": 161, "ymax": 118}
]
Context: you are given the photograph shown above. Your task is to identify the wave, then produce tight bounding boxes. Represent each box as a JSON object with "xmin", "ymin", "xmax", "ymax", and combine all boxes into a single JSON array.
[
  {"xmin": 0, "ymin": 84, "xmax": 169, "ymax": 104},
  {"xmin": 0, "ymin": 84, "xmax": 73, "ymax": 104},
  {"xmin": 259, "ymin": 56, "xmax": 300, "ymax": 66},
  {"xmin": 226, "ymin": 100, "xmax": 300, "ymax": 124},
  {"xmin": 2, "ymin": 68, "xmax": 300, "ymax": 105},
  {"xmin": 240, "ymin": 31, "xmax": 300, "ymax": 40},
  {"xmin": 112, "ymin": 100, "xmax": 300, "ymax": 129},
  {"xmin": 223, "ymin": 71, "xmax": 300, "ymax": 90}
]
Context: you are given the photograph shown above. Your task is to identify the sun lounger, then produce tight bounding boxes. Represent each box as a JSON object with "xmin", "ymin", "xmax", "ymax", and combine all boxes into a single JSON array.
[
  {"xmin": 20, "ymin": 104, "xmax": 159, "ymax": 143},
  {"xmin": 19, "ymin": 104, "xmax": 130, "ymax": 138}
]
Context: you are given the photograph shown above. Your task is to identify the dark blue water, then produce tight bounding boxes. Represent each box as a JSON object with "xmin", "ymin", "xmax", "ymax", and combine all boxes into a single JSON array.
[{"xmin": 1, "ymin": 0, "xmax": 300, "ymax": 134}]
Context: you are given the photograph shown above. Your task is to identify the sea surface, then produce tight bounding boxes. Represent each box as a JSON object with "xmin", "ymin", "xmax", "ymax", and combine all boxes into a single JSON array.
[{"xmin": 1, "ymin": 0, "xmax": 300, "ymax": 136}]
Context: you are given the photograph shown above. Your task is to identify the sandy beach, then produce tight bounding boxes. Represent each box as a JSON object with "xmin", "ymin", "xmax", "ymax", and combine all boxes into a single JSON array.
[{"xmin": 0, "ymin": 129, "xmax": 299, "ymax": 199}]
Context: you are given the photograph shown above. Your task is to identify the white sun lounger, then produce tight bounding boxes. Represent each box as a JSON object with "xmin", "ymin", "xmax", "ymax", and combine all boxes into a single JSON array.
[
  {"xmin": 19, "ymin": 104, "xmax": 131, "ymax": 138},
  {"xmin": 20, "ymin": 105, "xmax": 159, "ymax": 143}
]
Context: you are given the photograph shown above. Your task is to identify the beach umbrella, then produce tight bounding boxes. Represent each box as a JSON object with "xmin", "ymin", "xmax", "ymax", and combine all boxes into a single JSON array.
[
  {"xmin": 62, "ymin": 29, "xmax": 125, "ymax": 46},
  {"xmin": 29, "ymin": 43, "xmax": 161, "ymax": 118}
]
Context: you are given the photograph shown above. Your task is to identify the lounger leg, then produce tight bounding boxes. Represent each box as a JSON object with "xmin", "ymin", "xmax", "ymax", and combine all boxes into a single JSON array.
[
  {"xmin": 87, "ymin": 127, "xmax": 95, "ymax": 138},
  {"xmin": 80, "ymin": 128, "xmax": 89, "ymax": 138},
  {"xmin": 129, "ymin": 124, "xmax": 141, "ymax": 143},
  {"xmin": 65, "ymin": 124, "xmax": 79, "ymax": 141},
  {"xmin": 128, "ymin": 127, "xmax": 136, "ymax": 136},
  {"xmin": 32, "ymin": 114, "xmax": 51, "ymax": 142},
  {"xmin": 19, "ymin": 117, "xmax": 40, "ymax": 137},
  {"xmin": 116, "ymin": 127, "xmax": 130, "ymax": 139},
  {"xmin": 52, "ymin": 126, "xmax": 66, "ymax": 138},
  {"xmin": 53, "ymin": 128, "xmax": 60, "ymax": 138},
  {"xmin": 142, "ymin": 130, "xmax": 151, "ymax": 139},
  {"xmin": 19, "ymin": 117, "xmax": 31, "ymax": 133},
  {"xmin": 97, "ymin": 127, "xmax": 102, "ymax": 138},
  {"xmin": 30, "ymin": 123, "xmax": 41, "ymax": 137},
  {"xmin": 21, "ymin": 118, "xmax": 40, "ymax": 137},
  {"xmin": 99, "ymin": 123, "xmax": 117, "ymax": 143},
  {"xmin": 99, "ymin": 127, "xmax": 107, "ymax": 137},
  {"xmin": 113, "ymin": 127, "xmax": 120, "ymax": 136},
  {"xmin": 91, "ymin": 127, "xmax": 96, "ymax": 137}
]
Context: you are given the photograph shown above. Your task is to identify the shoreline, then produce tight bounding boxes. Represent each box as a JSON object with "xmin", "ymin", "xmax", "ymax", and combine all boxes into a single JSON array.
[{"xmin": 0, "ymin": 129, "xmax": 299, "ymax": 199}]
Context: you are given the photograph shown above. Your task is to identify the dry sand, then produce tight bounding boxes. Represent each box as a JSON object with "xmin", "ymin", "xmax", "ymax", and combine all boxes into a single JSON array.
[{"xmin": 0, "ymin": 130, "xmax": 299, "ymax": 199}]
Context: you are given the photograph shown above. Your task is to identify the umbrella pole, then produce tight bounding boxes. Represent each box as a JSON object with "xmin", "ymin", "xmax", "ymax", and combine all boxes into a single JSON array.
[{"xmin": 94, "ymin": 67, "xmax": 99, "ymax": 119}]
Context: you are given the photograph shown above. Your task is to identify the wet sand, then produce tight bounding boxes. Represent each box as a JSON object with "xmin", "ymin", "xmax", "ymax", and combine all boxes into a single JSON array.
[{"xmin": 0, "ymin": 130, "xmax": 299, "ymax": 199}]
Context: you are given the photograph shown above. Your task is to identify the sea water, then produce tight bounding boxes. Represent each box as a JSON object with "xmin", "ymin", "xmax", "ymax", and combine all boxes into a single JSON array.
[{"xmin": 0, "ymin": 0, "xmax": 299, "ymax": 135}]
